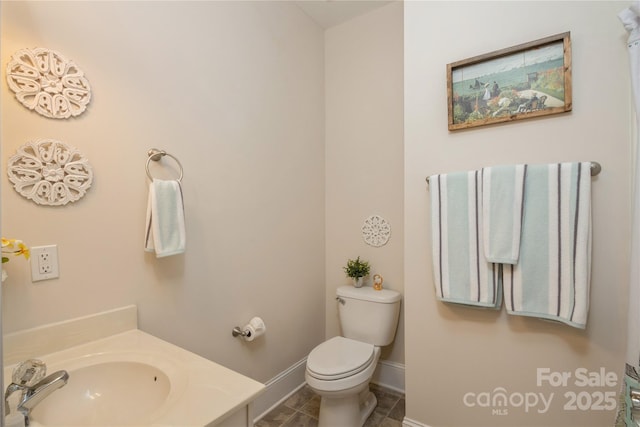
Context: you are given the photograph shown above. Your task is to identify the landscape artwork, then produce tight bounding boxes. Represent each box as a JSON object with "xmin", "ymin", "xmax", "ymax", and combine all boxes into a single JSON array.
[{"xmin": 447, "ymin": 32, "xmax": 572, "ymax": 131}]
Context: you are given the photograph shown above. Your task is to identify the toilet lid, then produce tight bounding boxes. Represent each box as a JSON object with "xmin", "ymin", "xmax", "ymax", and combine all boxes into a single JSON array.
[{"xmin": 306, "ymin": 336, "xmax": 375, "ymax": 380}]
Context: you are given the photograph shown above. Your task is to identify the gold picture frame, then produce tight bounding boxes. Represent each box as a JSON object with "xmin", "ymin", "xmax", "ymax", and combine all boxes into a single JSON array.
[{"xmin": 447, "ymin": 32, "xmax": 572, "ymax": 131}]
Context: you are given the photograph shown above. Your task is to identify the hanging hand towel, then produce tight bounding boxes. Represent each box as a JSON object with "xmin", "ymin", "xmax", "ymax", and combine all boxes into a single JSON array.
[
  {"xmin": 505, "ymin": 162, "xmax": 591, "ymax": 328},
  {"xmin": 429, "ymin": 170, "xmax": 502, "ymax": 308},
  {"xmin": 482, "ymin": 164, "xmax": 527, "ymax": 264},
  {"xmin": 145, "ymin": 179, "xmax": 186, "ymax": 258}
]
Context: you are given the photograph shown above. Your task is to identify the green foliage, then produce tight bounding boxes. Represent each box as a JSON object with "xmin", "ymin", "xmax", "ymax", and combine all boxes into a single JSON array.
[
  {"xmin": 343, "ymin": 256, "xmax": 370, "ymax": 278},
  {"xmin": 453, "ymin": 103, "xmax": 468, "ymax": 124},
  {"xmin": 467, "ymin": 110, "xmax": 484, "ymax": 122},
  {"xmin": 531, "ymin": 67, "xmax": 565, "ymax": 101}
]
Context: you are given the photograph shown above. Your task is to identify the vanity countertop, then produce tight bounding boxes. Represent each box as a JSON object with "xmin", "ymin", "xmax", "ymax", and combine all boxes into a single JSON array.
[{"xmin": 3, "ymin": 306, "xmax": 265, "ymax": 427}]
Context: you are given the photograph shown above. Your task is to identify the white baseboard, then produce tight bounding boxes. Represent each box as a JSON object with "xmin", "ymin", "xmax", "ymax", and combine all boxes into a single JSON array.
[
  {"xmin": 402, "ymin": 417, "xmax": 431, "ymax": 427},
  {"xmin": 372, "ymin": 359, "xmax": 405, "ymax": 393},
  {"xmin": 253, "ymin": 357, "xmax": 406, "ymax": 424}
]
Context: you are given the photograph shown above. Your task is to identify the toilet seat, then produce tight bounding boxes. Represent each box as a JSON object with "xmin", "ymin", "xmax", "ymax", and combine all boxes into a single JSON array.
[{"xmin": 306, "ymin": 336, "xmax": 375, "ymax": 381}]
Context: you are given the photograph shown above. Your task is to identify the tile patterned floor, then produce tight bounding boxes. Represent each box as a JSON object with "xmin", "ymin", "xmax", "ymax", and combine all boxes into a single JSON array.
[{"xmin": 255, "ymin": 383, "xmax": 405, "ymax": 427}]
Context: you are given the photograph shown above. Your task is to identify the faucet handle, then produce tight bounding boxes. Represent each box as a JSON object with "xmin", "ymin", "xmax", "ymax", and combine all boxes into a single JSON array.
[{"xmin": 12, "ymin": 360, "xmax": 46, "ymax": 387}]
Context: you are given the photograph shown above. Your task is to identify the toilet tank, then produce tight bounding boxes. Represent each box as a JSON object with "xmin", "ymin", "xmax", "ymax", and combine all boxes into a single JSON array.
[{"xmin": 336, "ymin": 285, "xmax": 401, "ymax": 346}]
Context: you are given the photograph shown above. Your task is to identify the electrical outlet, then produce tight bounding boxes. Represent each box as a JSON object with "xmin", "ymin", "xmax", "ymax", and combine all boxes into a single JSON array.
[
  {"xmin": 31, "ymin": 245, "xmax": 59, "ymax": 282},
  {"xmin": 39, "ymin": 250, "xmax": 51, "ymax": 273}
]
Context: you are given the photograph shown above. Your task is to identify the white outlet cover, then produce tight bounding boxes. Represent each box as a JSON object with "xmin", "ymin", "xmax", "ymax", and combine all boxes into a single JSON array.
[{"xmin": 30, "ymin": 245, "xmax": 59, "ymax": 282}]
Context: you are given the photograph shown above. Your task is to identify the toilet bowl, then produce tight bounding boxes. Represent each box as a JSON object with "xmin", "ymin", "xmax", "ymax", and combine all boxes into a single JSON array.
[
  {"xmin": 305, "ymin": 337, "xmax": 381, "ymax": 427},
  {"xmin": 305, "ymin": 286, "xmax": 401, "ymax": 427}
]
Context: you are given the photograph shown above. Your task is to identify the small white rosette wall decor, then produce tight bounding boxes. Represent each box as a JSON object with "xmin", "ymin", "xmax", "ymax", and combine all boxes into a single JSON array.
[
  {"xmin": 7, "ymin": 139, "xmax": 93, "ymax": 206},
  {"xmin": 362, "ymin": 215, "xmax": 391, "ymax": 247},
  {"xmin": 6, "ymin": 47, "xmax": 92, "ymax": 119}
]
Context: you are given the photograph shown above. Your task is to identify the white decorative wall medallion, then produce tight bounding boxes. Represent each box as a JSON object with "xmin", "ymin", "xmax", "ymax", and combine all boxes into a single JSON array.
[
  {"xmin": 7, "ymin": 139, "xmax": 93, "ymax": 206},
  {"xmin": 362, "ymin": 215, "xmax": 391, "ymax": 247},
  {"xmin": 6, "ymin": 48, "xmax": 92, "ymax": 119}
]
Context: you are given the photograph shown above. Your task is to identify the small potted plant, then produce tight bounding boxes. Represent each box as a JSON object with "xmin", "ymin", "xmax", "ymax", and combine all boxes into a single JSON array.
[{"xmin": 343, "ymin": 256, "xmax": 370, "ymax": 288}]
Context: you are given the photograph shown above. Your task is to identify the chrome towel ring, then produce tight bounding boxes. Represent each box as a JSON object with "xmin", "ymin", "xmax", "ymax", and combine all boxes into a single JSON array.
[{"xmin": 146, "ymin": 148, "xmax": 183, "ymax": 182}]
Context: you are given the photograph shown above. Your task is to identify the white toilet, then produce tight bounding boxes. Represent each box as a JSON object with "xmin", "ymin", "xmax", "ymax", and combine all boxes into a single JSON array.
[{"xmin": 305, "ymin": 285, "xmax": 401, "ymax": 427}]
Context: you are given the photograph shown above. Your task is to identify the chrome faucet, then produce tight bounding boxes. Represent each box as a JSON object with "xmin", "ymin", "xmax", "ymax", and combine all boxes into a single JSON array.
[{"xmin": 4, "ymin": 359, "xmax": 69, "ymax": 426}]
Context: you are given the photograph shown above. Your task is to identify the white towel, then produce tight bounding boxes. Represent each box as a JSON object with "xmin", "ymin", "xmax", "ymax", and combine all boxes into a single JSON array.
[
  {"xmin": 429, "ymin": 170, "xmax": 502, "ymax": 308},
  {"xmin": 505, "ymin": 162, "xmax": 591, "ymax": 328},
  {"xmin": 145, "ymin": 179, "xmax": 186, "ymax": 258},
  {"xmin": 482, "ymin": 164, "xmax": 527, "ymax": 264}
]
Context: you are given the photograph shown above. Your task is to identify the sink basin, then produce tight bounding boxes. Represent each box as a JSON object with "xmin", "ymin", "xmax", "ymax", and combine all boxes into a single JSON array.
[
  {"xmin": 23, "ymin": 349, "xmax": 188, "ymax": 427},
  {"xmin": 30, "ymin": 360, "xmax": 172, "ymax": 426}
]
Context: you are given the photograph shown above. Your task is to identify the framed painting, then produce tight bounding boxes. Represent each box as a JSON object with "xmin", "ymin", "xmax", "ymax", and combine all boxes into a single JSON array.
[{"xmin": 447, "ymin": 32, "xmax": 572, "ymax": 131}]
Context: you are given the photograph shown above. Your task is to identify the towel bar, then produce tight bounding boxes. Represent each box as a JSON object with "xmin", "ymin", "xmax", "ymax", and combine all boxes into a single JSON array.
[
  {"xmin": 146, "ymin": 148, "xmax": 183, "ymax": 182},
  {"xmin": 425, "ymin": 161, "xmax": 602, "ymax": 184}
]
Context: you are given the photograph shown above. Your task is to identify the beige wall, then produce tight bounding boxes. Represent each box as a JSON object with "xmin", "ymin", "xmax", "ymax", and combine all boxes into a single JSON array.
[
  {"xmin": 1, "ymin": 1, "xmax": 326, "ymax": 383},
  {"xmin": 405, "ymin": 1, "xmax": 631, "ymax": 426},
  {"xmin": 4, "ymin": 4, "xmax": 629, "ymax": 424},
  {"xmin": 325, "ymin": 2, "xmax": 405, "ymax": 365}
]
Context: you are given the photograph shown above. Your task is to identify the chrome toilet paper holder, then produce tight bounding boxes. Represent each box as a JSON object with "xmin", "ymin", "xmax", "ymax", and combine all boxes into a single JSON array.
[
  {"xmin": 232, "ymin": 326, "xmax": 251, "ymax": 338},
  {"xmin": 231, "ymin": 316, "xmax": 266, "ymax": 341}
]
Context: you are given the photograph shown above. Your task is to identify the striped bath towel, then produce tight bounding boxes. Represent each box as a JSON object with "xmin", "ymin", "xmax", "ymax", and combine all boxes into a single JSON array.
[
  {"xmin": 482, "ymin": 164, "xmax": 527, "ymax": 264},
  {"xmin": 504, "ymin": 162, "xmax": 592, "ymax": 328},
  {"xmin": 429, "ymin": 170, "xmax": 502, "ymax": 308}
]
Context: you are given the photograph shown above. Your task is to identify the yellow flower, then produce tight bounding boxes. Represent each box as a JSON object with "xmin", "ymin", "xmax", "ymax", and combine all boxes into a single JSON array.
[{"xmin": 2, "ymin": 238, "xmax": 30, "ymax": 263}]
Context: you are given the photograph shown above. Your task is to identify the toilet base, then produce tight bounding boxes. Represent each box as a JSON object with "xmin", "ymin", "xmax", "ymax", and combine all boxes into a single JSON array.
[
  {"xmin": 318, "ymin": 386, "xmax": 377, "ymax": 427},
  {"xmin": 359, "ymin": 389, "xmax": 377, "ymax": 425}
]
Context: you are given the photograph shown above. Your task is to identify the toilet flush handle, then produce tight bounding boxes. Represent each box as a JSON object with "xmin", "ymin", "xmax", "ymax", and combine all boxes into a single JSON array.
[
  {"xmin": 336, "ymin": 297, "xmax": 345, "ymax": 305},
  {"xmin": 631, "ymin": 386, "xmax": 640, "ymax": 410}
]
